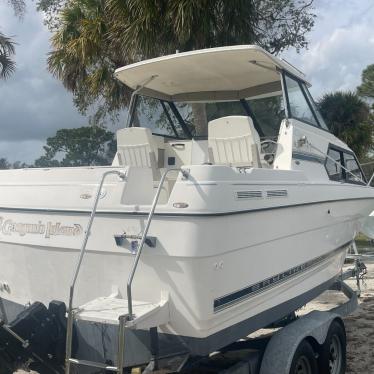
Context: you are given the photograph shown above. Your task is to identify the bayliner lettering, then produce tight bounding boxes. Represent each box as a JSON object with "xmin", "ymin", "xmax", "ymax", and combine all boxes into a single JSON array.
[
  {"xmin": 0, "ymin": 217, "xmax": 83, "ymax": 238},
  {"xmin": 213, "ymin": 241, "xmax": 351, "ymax": 313}
]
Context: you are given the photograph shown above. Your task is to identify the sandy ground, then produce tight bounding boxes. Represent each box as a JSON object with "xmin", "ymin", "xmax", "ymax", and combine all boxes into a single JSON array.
[
  {"xmin": 342, "ymin": 261, "xmax": 374, "ymax": 374},
  {"xmin": 301, "ymin": 259, "xmax": 374, "ymax": 374}
]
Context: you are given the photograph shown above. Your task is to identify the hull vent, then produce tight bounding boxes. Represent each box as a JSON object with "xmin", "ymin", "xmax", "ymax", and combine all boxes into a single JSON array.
[
  {"xmin": 236, "ymin": 190, "xmax": 262, "ymax": 199},
  {"xmin": 266, "ymin": 189, "xmax": 288, "ymax": 198}
]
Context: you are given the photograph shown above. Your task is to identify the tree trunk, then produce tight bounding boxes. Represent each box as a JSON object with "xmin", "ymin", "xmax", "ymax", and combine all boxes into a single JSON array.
[{"xmin": 191, "ymin": 103, "xmax": 208, "ymax": 136}]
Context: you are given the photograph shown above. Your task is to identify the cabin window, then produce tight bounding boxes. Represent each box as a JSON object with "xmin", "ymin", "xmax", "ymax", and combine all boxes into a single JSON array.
[
  {"xmin": 284, "ymin": 75, "xmax": 319, "ymax": 127},
  {"xmin": 325, "ymin": 146, "xmax": 366, "ymax": 184},
  {"xmin": 325, "ymin": 148, "xmax": 344, "ymax": 181},
  {"xmin": 343, "ymin": 152, "xmax": 365, "ymax": 184}
]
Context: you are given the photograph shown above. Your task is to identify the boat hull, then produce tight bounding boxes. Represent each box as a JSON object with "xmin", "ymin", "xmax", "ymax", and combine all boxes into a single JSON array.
[{"xmin": 0, "ymin": 194, "xmax": 367, "ymax": 366}]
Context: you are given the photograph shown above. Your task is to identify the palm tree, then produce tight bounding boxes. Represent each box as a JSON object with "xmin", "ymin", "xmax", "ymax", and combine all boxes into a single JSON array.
[
  {"xmin": 0, "ymin": 0, "xmax": 26, "ymax": 80},
  {"xmin": 357, "ymin": 64, "xmax": 374, "ymax": 101},
  {"xmin": 47, "ymin": 0, "xmax": 315, "ymax": 122},
  {"xmin": 48, "ymin": 0, "xmax": 130, "ymax": 123},
  {"xmin": 0, "ymin": 32, "xmax": 16, "ymax": 79},
  {"xmin": 318, "ymin": 91, "xmax": 374, "ymax": 159}
]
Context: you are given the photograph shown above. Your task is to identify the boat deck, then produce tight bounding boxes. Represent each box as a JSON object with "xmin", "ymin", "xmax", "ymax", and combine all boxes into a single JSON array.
[{"xmin": 75, "ymin": 297, "xmax": 158, "ymax": 324}]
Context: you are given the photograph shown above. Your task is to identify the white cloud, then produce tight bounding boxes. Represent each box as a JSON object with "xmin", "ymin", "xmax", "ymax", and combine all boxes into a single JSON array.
[{"xmin": 283, "ymin": 0, "xmax": 374, "ymax": 98}]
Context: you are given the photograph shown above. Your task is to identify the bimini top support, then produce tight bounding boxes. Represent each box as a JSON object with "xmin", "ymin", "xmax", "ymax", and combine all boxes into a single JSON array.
[{"xmin": 125, "ymin": 75, "xmax": 158, "ymax": 128}]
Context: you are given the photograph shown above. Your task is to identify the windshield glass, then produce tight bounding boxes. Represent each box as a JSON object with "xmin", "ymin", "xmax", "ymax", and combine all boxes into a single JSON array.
[
  {"xmin": 245, "ymin": 94, "xmax": 285, "ymax": 138},
  {"xmin": 284, "ymin": 75, "xmax": 319, "ymax": 127},
  {"xmin": 284, "ymin": 74, "xmax": 330, "ymax": 131},
  {"xmin": 302, "ymin": 85, "xmax": 329, "ymax": 130},
  {"xmin": 131, "ymin": 93, "xmax": 285, "ymax": 139},
  {"xmin": 174, "ymin": 101, "xmax": 246, "ymax": 137},
  {"xmin": 132, "ymin": 96, "xmax": 186, "ymax": 138}
]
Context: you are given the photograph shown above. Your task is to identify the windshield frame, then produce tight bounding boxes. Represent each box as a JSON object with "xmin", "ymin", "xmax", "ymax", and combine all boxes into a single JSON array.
[
  {"xmin": 129, "ymin": 94, "xmax": 279, "ymax": 140},
  {"xmin": 282, "ymin": 71, "xmax": 330, "ymax": 132},
  {"xmin": 130, "ymin": 96, "xmax": 191, "ymax": 139}
]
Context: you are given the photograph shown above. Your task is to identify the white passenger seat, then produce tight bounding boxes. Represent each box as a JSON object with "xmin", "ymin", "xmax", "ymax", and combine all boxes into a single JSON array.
[
  {"xmin": 208, "ymin": 116, "xmax": 261, "ymax": 168},
  {"xmin": 115, "ymin": 127, "xmax": 161, "ymax": 179}
]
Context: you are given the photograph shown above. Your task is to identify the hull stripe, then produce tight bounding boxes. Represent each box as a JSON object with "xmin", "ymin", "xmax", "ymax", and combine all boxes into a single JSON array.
[
  {"xmin": 0, "ymin": 197, "xmax": 372, "ymax": 217},
  {"xmin": 213, "ymin": 241, "xmax": 351, "ymax": 312}
]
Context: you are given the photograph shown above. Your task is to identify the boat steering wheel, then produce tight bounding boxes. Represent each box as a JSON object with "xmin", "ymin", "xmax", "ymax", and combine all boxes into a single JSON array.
[
  {"xmin": 260, "ymin": 139, "xmax": 278, "ymax": 165},
  {"xmin": 260, "ymin": 139, "xmax": 278, "ymax": 154}
]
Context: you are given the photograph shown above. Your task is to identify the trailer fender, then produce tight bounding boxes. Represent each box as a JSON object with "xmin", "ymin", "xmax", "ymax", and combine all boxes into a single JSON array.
[{"xmin": 259, "ymin": 310, "xmax": 344, "ymax": 374}]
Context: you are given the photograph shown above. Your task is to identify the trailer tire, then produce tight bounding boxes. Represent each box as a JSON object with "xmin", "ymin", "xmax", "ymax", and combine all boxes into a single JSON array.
[
  {"xmin": 289, "ymin": 340, "xmax": 318, "ymax": 374},
  {"xmin": 318, "ymin": 320, "xmax": 346, "ymax": 374}
]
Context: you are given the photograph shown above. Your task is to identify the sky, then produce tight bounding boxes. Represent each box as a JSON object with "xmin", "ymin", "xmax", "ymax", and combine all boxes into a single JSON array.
[{"xmin": 0, "ymin": 0, "xmax": 374, "ymax": 163}]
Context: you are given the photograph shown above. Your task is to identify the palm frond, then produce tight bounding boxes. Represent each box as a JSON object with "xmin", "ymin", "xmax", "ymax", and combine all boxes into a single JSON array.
[
  {"xmin": 7, "ymin": 0, "xmax": 26, "ymax": 18},
  {"xmin": 0, "ymin": 32, "xmax": 16, "ymax": 79},
  {"xmin": 0, "ymin": 52, "xmax": 16, "ymax": 79},
  {"xmin": 0, "ymin": 32, "xmax": 16, "ymax": 55}
]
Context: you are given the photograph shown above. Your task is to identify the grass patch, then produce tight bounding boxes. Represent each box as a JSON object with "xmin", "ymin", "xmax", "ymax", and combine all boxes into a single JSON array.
[{"xmin": 355, "ymin": 233, "xmax": 372, "ymax": 246}]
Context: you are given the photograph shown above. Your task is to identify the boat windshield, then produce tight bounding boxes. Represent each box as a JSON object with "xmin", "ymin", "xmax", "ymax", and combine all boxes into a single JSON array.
[{"xmin": 131, "ymin": 92, "xmax": 285, "ymax": 140}]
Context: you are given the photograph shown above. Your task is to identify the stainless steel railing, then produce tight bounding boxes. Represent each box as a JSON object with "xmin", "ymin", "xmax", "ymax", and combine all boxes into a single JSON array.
[
  {"xmin": 65, "ymin": 167, "xmax": 188, "ymax": 373},
  {"xmin": 65, "ymin": 169, "xmax": 126, "ymax": 374}
]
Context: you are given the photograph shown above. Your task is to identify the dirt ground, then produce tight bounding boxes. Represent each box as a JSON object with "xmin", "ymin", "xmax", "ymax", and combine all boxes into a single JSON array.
[
  {"xmin": 300, "ymin": 259, "xmax": 374, "ymax": 374},
  {"xmin": 345, "ymin": 294, "xmax": 374, "ymax": 373},
  {"xmin": 344, "ymin": 261, "xmax": 374, "ymax": 374}
]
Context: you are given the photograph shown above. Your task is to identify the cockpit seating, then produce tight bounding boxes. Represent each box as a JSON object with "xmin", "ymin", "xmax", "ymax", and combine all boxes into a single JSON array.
[
  {"xmin": 116, "ymin": 127, "xmax": 161, "ymax": 179},
  {"xmin": 208, "ymin": 116, "xmax": 261, "ymax": 168}
]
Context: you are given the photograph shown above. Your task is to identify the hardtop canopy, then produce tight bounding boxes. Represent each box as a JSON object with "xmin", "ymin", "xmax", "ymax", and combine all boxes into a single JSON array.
[{"xmin": 114, "ymin": 45, "xmax": 309, "ymax": 102}]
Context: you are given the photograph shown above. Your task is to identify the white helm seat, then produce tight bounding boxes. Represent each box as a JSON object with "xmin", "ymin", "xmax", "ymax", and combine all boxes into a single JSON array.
[
  {"xmin": 116, "ymin": 127, "xmax": 161, "ymax": 179},
  {"xmin": 208, "ymin": 116, "xmax": 261, "ymax": 168}
]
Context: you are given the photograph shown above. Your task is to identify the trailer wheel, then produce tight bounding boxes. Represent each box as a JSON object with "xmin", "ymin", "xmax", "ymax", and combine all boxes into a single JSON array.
[
  {"xmin": 289, "ymin": 340, "xmax": 318, "ymax": 374},
  {"xmin": 318, "ymin": 320, "xmax": 346, "ymax": 374}
]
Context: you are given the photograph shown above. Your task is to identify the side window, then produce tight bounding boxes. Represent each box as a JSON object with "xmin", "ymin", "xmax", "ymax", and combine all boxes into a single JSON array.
[
  {"xmin": 284, "ymin": 75, "xmax": 319, "ymax": 127},
  {"xmin": 325, "ymin": 146, "xmax": 365, "ymax": 183},
  {"xmin": 343, "ymin": 153, "xmax": 365, "ymax": 183},
  {"xmin": 325, "ymin": 148, "xmax": 343, "ymax": 181}
]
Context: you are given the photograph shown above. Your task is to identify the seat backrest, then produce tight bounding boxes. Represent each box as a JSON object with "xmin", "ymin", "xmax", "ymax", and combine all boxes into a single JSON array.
[
  {"xmin": 116, "ymin": 127, "xmax": 160, "ymax": 178},
  {"xmin": 208, "ymin": 116, "xmax": 261, "ymax": 167}
]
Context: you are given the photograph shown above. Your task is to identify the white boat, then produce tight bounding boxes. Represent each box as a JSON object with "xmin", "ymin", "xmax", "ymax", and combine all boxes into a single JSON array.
[{"xmin": 0, "ymin": 45, "xmax": 373, "ymax": 372}]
